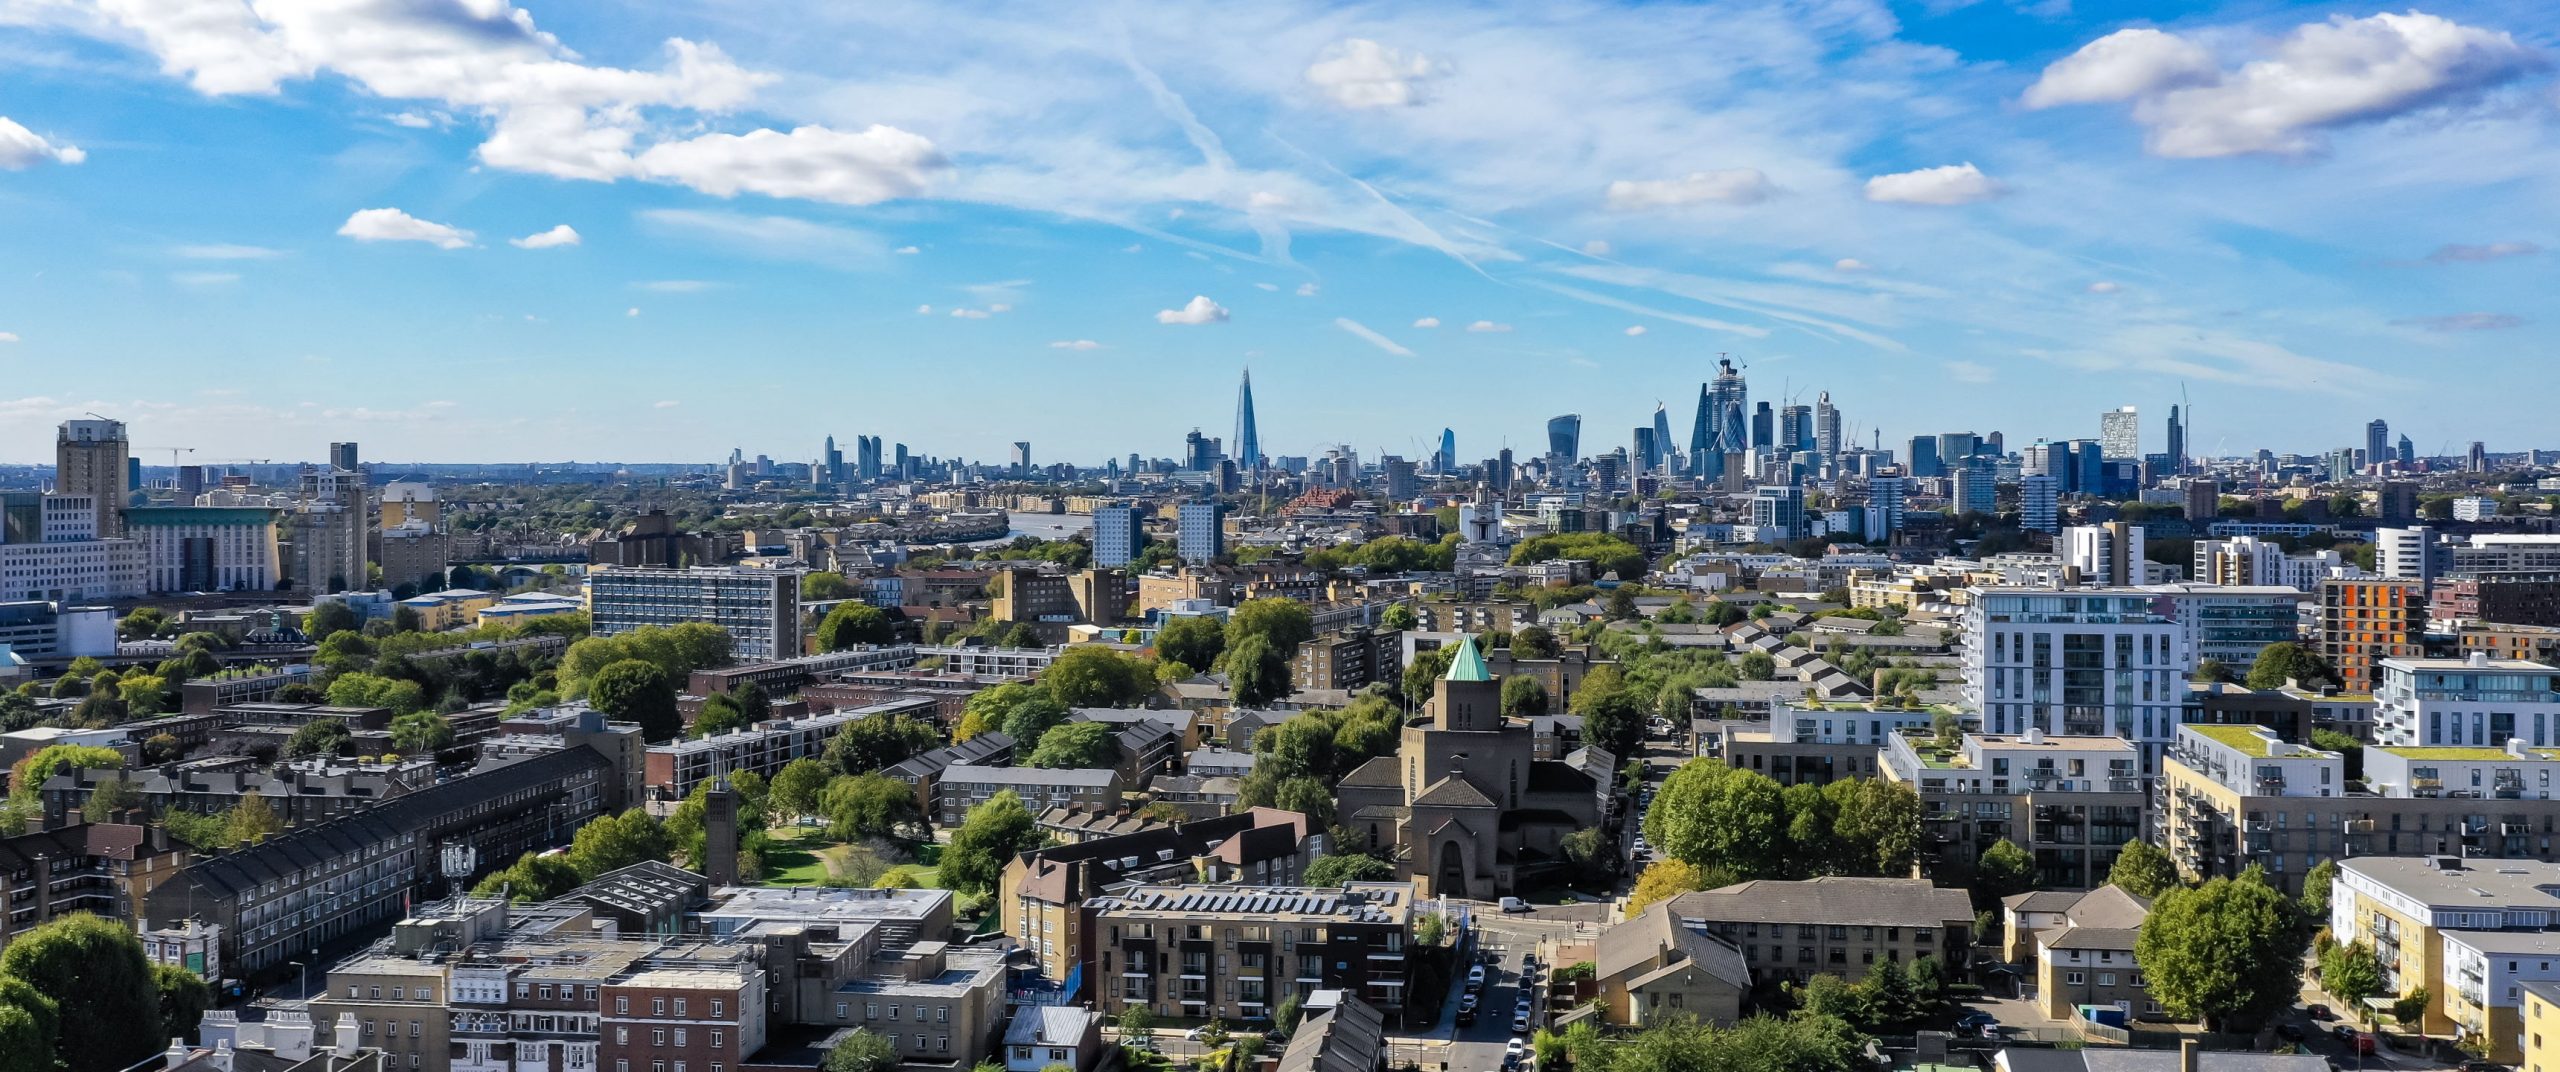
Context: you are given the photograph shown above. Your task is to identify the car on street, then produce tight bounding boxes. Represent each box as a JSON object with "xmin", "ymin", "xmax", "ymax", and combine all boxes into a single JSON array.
[
  {"xmin": 2459, "ymin": 1061, "xmax": 2506, "ymax": 1072},
  {"xmin": 2306, "ymin": 1004, "xmax": 2335, "ymax": 1021},
  {"xmin": 1513, "ymin": 1012, "xmax": 1532, "ymax": 1033},
  {"xmin": 1468, "ymin": 965, "xmax": 1487, "ymax": 990},
  {"xmin": 2276, "ymin": 1024, "xmax": 2306, "ymax": 1042},
  {"xmin": 1457, "ymin": 1005, "xmax": 1477, "ymax": 1028},
  {"xmin": 1508, "ymin": 1039, "xmax": 1527, "ymax": 1057},
  {"xmin": 1953, "ymin": 1013, "xmax": 1997, "ymax": 1033},
  {"xmin": 1500, "ymin": 897, "xmax": 1531, "ymax": 913}
]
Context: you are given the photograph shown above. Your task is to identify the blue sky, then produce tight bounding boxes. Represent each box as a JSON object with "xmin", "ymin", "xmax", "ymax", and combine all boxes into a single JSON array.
[{"xmin": 0, "ymin": 0, "xmax": 2552, "ymax": 465}]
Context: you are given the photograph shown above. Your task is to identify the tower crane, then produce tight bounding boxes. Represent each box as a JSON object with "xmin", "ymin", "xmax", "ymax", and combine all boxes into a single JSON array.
[{"xmin": 141, "ymin": 446, "xmax": 196, "ymax": 468}]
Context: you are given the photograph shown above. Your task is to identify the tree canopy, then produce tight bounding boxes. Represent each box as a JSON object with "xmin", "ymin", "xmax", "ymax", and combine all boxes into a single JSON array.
[
  {"xmin": 2135, "ymin": 869, "xmax": 2310, "ymax": 1030},
  {"xmin": 1026, "ymin": 721, "xmax": 1117, "ymax": 770},
  {"xmin": 586, "ymin": 659, "xmax": 681, "ymax": 742},
  {"xmin": 1042, "ymin": 646, "xmax": 1153, "ymax": 708},
  {"xmin": 2108, "ymin": 839, "xmax": 2182, "ymax": 898},
  {"xmin": 0, "ymin": 913, "xmax": 166, "ymax": 1072},
  {"xmin": 815, "ymin": 603, "xmax": 896, "ymax": 650},
  {"xmin": 940, "ymin": 790, "xmax": 1040, "ymax": 895}
]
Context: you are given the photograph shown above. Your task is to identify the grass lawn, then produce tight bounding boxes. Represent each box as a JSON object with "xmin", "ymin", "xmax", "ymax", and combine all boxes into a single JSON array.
[{"xmin": 758, "ymin": 826, "xmax": 941, "ymax": 889}]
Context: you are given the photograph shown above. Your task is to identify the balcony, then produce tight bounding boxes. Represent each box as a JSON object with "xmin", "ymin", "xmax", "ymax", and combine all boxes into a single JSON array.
[{"xmin": 2343, "ymin": 818, "xmax": 2376, "ymax": 835}]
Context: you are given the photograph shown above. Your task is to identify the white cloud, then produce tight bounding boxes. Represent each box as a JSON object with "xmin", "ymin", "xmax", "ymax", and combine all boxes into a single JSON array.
[
  {"xmin": 1334, "ymin": 317, "xmax": 1414, "ymax": 356},
  {"xmin": 385, "ymin": 110, "xmax": 440, "ymax": 129},
  {"xmin": 1247, "ymin": 190, "xmax": 1293, "ymax": 212},
  {"xmin": 1049, "ymin": 339, "xmax": 1105, "ymax": 351},
  {"xmin": 1604, "ymin": 169, "xmax": 1774, "ymax": 210},
  {"xmin": 2395, "ymin": 312, "xmax": 2524, "ymax": 332},
  {"xmin": 988, "ymin": 303, "xmax": 1012, "ymax": 313},
  {"xmin": 172, "ymin": 271, "xmax": 239, "ymax": 287},
  {"xmin": 1254, "ymin": 282, "xmax": 1279, "ymax": 292},
  {"xmin": 1156, "ymin": 295, "xmax": 1230, "ymax": 325},
  {"xmin": 1834, "ymin": 258, "xmax": 1871, "ymax": 272},
  {"xmin": 634, "ymin": 125, "xmax": 943, "ymax": 205},
  {"xmin": 337, "ymin": 207, "xmax": 474, "ymax": 249},
  {"xmin": 894, "ymin": 245, "xmax": 919, "ymax": 254},
  {"xmin": 626, "ymin": 307, "xmax": 640, "ymax": 317},
  {"xmin": 639, "ymin": 208, "xmax": 885, "ymax": 269},
  {"xmin": 1624, "ymin": 325, "xmax": 1648, "ymax": 336},
  {"xmin": 174, "ymin": 243, "xmax": 283, "ymax": 260},
  {"xmin": 1305, "ymin": 38, "xmax": 1443, "ymax": 109},
  {"xmin": 1412, "ymin": 317, "xmax": 1441, "ymax": 328},
  {"xmin": 1863, "ymin": 163, "xmax": 2006, "ymax": 206},
  {"xmin": 1296, "ymin": 282, "xmax": 1319, "ymax": 297},
  {"xmin": 950, "ymin": 307, "xmax": 992, "ymax": 319},
  {"xmin": 2022, "ymin": 28, "xmax": 2218, "ymax": 108},
  {"xmin": 916, "ymin": 304, "xmax": 933, "ymax": 315},
  {"xmin": 1120, "ymin": 244, "xmax": 1143, "ymax": 254},
  {"xmin": 1466, "ymin": 320, "xmax": 1512, "ymax": 333},
  {"xmin": 1582, "ymin": 241, "xmax": 1614, "ymax": 257},
  {"xmin": 0, "ymin": 116, "xmax": 84, "ymax": 169},
  {"xmin": 2087, "ymin": 281, "xmax": 2123, "ymax": 294},
  {"xmin": 2030, "ymin": 13, "xmax": 2539, "ymax": 158},
  {"xmin": 653, "ymin": 400, "xmax": 680, "ymax": 408},
  {"xmin": 2426, "ymin": 241, "xmax": 2539, "ymax": 264},
  {"xmin": 1946, "ymin": 360, "xmax": 1996, "ymax": 383},
  {"xmin": 0, "ymin": 333, "xmax": 18, "ymax": 344},
  {"xmin": 510, "ymin": 224, "xmax": 580, "ymax": 249},
  {"xmin": 636, "ymin": 279, "xmax": 718, "ymax": 293}
]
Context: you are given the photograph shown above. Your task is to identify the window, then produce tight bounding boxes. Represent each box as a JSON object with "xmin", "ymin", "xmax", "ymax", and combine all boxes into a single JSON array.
[
  {"xmin": 2099, "ymin": 973, "xmax": 2117, "ymax": 986},
  {"xmin": 2068, "ymin": 972, "xmax": 2086, "ymax": 985},
  {"xmin": 653, "ymin": 1030, "xmax": 665, "ymax": 1046},
  {"xmin": 674, "ymin": 1029, "xmax": 687, "ymax": 1046},
  {"xmin": 616, "ymin": 996, "xmax": 630, "ymax": 1014},
  {"xmin": 652, "ymin": 998, "xmax": 667, "ymax": 1016},
  {"xmin": 674, "ymin": 998, "xmax": 687, "ymax": 1016}
]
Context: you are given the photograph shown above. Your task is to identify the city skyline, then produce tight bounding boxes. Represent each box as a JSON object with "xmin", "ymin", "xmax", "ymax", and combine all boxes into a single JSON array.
[{"xmin": 0, "ymin": 1, "xmax": 2554, "ymax": 462}]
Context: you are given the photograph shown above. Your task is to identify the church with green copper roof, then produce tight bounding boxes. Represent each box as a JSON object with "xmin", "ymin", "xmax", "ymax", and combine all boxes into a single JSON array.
[{"xmin": 1333, "ymin": 633, "xmax": 1608, "ymax": 899}]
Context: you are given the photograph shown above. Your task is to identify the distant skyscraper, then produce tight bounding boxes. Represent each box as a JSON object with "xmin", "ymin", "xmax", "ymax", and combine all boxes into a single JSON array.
[
  {"xmin": 1906, "ymin": 435, "xmax": 1942, "ymax": 479},
  {"xmin": 2100, "ymin": 406, "xmax": 2140, "ymax": 459},
  {"xmin": 1780, "ymin": 405, "xmax": 1812, "ymax": 456},
  {"xmin": 1632, "ymin": 427, "xmax": 1658, "ymax": 473},
  {"xmin": 1692, "ymin": 357, "xmax": 1749, "ymax": 477},
  {"xmin": 2021, "ymin": 474, "xmax": 2060, "ymax": 534},
  {"xmin": 1814, "ymin": 392, "xmax": 1840, "ymax": 465},
  {"xmin": 1750, "ymin": 485, "xmax": 1804, "ymax": 540},
  {"xmin": 2397, "ymin": 435, "xmax": 2415, "ymax": 468},
  {"xmin": 1093, "ymin": 502, "xmax": 1142, "ymax": 568},
  {"xmin": 2366, "ymin": 419, "xmax": 2391, "ymax": 469},
  {"xmin": 1865, "ymin": 477, "xmax": 1906, "ymax": 541},
  {"xmin": 2469, "ymin": 441, "xmax": 2488, "ymax": 473},
  {"xmin": 1546, "ymin": 414, "xmax": 1582, "ymax": 461},
  {"xmin": 1751, "ymin": 402, "xmax": 1773, "ymax": 451},
  {"xmin": 1649, "ymin": 405, "xmax": 1673, "ymax": 474},
  {"xmin": 1436, "ymin": 428, "xmax": 1456, "ymax": 474},
  {"xmin": 328, "ymin": 442, "xmax": 359, "ymax": 471},
  {"xmin": 1011, "ymin": 442, "xmax": 1032, "ymax": 475},
  {"xmin": 1936, "ymin": 432, "xmax": 1977, "ymax": 470},
  {"xmin": 2165, "ymin": 406, "xmax": 2185, "ymax": 474},
  {"xmin": 1233, "ymin": 369, "xmax": 1261, "ymax": 470},
  {"xmin": 55, "ymin": 418, "xmax": 130, "ymax": 538},
  {"xmin": 823, "ymin": 435, "xmax": 844, "ymax": 484}
]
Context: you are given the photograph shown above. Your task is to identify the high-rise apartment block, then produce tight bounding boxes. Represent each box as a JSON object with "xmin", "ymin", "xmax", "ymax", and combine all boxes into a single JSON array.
[
  {"xmin": 2319, "ymin": 578, "xmax": 2425, "ymax": 694},
  {"xmin": 54, "ymin": 418, "xmax": 130, "ymax": 538},
  {"xmin": 126, "ymin": 506, "xmax": 280, "ymax": 593},
  {"xmin": 290, "ymin": 464, "xmax": 370, "ymax": 593},
  {"xmin": 1177, "ymin": 501, "xmax": 1225, "ymax": 564},
  {"xmin": 1963, "ymin": 588, "xmax": 2191, "ymax": 770},
  {"xmin": 1091, "ymin": 503, "xmax": 1142, "ymax": 567},
  {"xmin": 2061, "ymin": 523, "xmax": 2144, "ymax": 587},
  {"xmin": 588, "ymin": 566, "xmax": 804, "ymax": 662}
]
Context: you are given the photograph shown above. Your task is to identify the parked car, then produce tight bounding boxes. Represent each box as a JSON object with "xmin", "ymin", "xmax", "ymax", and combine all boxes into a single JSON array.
[
  {"xmin": 2306, "ymin": 1004, "xmax": 2335, "ymax": 1021},
  {"xmin": 2277, "ymin": 1024, "xmax": 2306, "ymax": 1042},
  {"xmin": 1457, "ymin": 1006, "xmax": 1477, "ymax": 1028},
  {"xmin": 2459, "ymin": 1061, "xmax": 2505, "ymax": 1072},
  {"xmin": 1953, "ymin": 1013, "xmax": 1997, "ymax": 1033},
  {"xmin": 1468, "ymin": 965, "xmax": 1487, "ymax": 990},
  {"xmin": 1508, "ymin": 1039, "xmax": 1527, "ymax": 1057},
  {"xmin": 1500, "ymin": 897, "xmax": 1531, "ymax": 913},
  {"xmin": 1513, "ymin": 1012, "xmax": 1532, "ymax": 1033}
]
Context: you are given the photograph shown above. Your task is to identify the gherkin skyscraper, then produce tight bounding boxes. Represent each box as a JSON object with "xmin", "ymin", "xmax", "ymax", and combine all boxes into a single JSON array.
[{"xmin": 1233, "ymin": 369, "xmax": 1260, "ymax": 470}]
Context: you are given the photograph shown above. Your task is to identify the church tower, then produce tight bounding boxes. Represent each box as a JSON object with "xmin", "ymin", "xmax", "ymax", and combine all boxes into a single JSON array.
[{"xmin": 1432, "ymin": 634, "xmax": 1501, "ymax": 732}]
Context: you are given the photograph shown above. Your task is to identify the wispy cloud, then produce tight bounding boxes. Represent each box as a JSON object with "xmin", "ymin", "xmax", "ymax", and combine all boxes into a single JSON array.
[
  {"xmin": 638, "ymin": 208, "xmax": 882, "ymax": 269},
  {"xmin": 174, "ymin": 243, "xmax": 283, "ymax": 260},
  {"xmin": 1465, "ymin": 320, "xmax": 1512, "ymax": 333},
  {"xmin": 635, "ymin": 280, "xmax": 721, "ymax": 293},
  {"xmin": 1049, "ymin": 340, "xmax": 1104, "ymax": 351},
  {"xmin": 2394, "ymin": 312, "xmax": 2524, "ymax": 332},
  {"xmin": 1946, "ymin": 360, "xmax": 1995, "ymax": 383},
  {"xmin": 1334, "ymin": 318, "xmax": 1414, "ymax": 357},
  {"xmin": 2422, "ymin": 241, "xmax": 2539, "ymax": 264}
]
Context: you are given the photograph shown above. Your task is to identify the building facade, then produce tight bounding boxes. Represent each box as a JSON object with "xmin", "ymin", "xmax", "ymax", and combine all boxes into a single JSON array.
[{"xmin": 588, "ymin": 566, "xmax": 804, "ymax": 662}]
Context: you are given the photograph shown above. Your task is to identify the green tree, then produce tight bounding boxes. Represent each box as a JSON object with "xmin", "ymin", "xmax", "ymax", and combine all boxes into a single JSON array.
[
  {"xmin": 154, "ymin": 962, "xmax": 212, "ymax": 1041},
  {"xmin": 0, "ymin": 1002, "xmax": 50, "ymax": 1072},
  {"xmin": 769, "ymin": 758, "xmax": 831, "ymax": 820},
  {"xmin": 802, "ymin": 572, "xmax": 855, "ymax": 600},
  {"xmin": 0, "ymin": 913, "xmax": 165, "ymax": 1072},
  {"xmin": 1820, "ymin": 778, "xmax": 1923, "ymax": 877},
  {"xmin": 1042, "ymin": 645, "xmax": 1151, "ymax": 708},
  {"xmin": 822, "ymin": 1028, "xmax": 897, "ymax": 1072},
  {"xmin": 1022, "ymin": 720, "xmax": 1111, "ymax": 768},
  {"xmin": 304, "ymin": 601, "xmax": 361, "ymax": 638},
  {"xmin": 824, "ymin": 713, "xmax": 942, "ymax": 776},
  {"xmin": 1512, "ymin": 625, "xmax": 1561, "ymax": 659},
  {"xmin": 2392, "ymin": 985, "xmax": 2430, "ymax": 1026},
  {"xmin": 1973, "ymin": 840, "xmax": 2036, "ymax": 907},
  {"xmin": 815, "ymin": 603, "xmax": 895, "ymax": 650},
  {"xmin": 1222, "ymin": 632, "xmax": 1294, "ymax": 707},
  {"xmin": 587, "ymin": 659, "xmax": 681, "ymax": 742},
  {"xmin": 2109, "ymin": 839, "xmax": 2183, "ymax": 898},
  {"xmin": 821, "ymin": 774, "xmax": 926, "ymax": 843},
  {"xmin": 567, "ymin": 809, "xmax": 672, "ymax": 880},
  {"xmin": 82, "ymin": 777, "xmax": 140, "ymax": 825},
  {"xmin": 940, "ymin": 790, "xmax": 1039, "ymax": 895},
  {"xmin": 1117, "ymin": 1005, "xmax": 1155, "ymax": 1039},
  {"xmin": 1224, "ymin": 598, "xmax": 1315, "ymax": 654},
  {"xmin": 390, "ymin": 711, "xmax": 456, "ymax": 754},
  {"xmin": 283, "ymin": 718, "xmax": 354, "ymax": 758},
  {"xmin": 470, "ymin": 852, "xmax": 584, "ymax": 903},
  {"xmin": 2312, "ymin": 729, "xmax": 2365, "ymax": 781},
  {"xmin": 2301, "ymin": 858, "xmax": 2340, "ymax": 922},
  {"xmin": 2193, "ymin": 659, "xmax": 2237, "ymax": 684},
  {"xmin": 1500, "ymin": 675, "xmax": 1550, "ymax": 717},
  {"xmin": 1304, "ymin": 853, "xmax": 1394, "ymax": 886},
  {"xmin": 1738, "ymin": 650, "xmax": 1778, "ymax": 681},
  {"xmin": 1645, "ymin": 760, "xmax": 1787, "ymax": 878},
  {"xmin": 996, "ymin": 689, "xmax": 1073, "ymax": 747},
  {"xmin": 2135, "ymin": 870, "xmax": 2309, "ymax": 1030},
  {"xmin": 2321, "ymin": 941, "xmax": 2383, "ymax": 1010},
  {"xmin": 693, "ymin": 693, "xmax": 750, "ymax": 738},
  {"xmin": 1380, "ymin": 603, "xmax": 1419, "ymax": 631},
  {"xmin": 1401, "ymin": 643, "xmax": 1458, "ymax": 707},
  {"xmin": 2246, "ymin": 641, "xmax": 2338, "ymax": 691},
  {"xmin": 1154, "ymin": 615, "xmax": 1226, "ymax": 672}
]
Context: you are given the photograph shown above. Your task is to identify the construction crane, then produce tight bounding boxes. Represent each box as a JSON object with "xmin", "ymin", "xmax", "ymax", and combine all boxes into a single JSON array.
[{"xmin": 141, "ymin": 446, "xmax": 196, "ymax": 468}]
